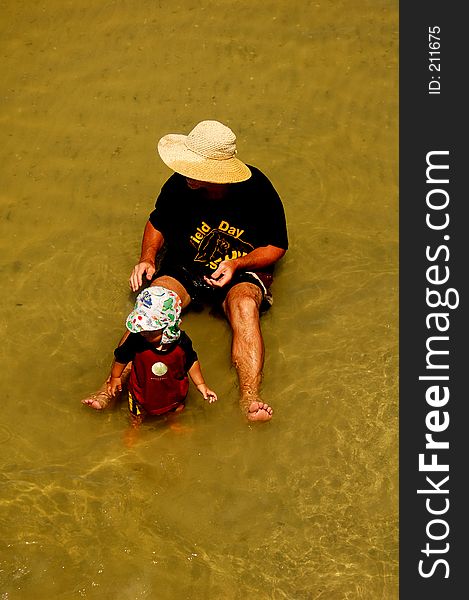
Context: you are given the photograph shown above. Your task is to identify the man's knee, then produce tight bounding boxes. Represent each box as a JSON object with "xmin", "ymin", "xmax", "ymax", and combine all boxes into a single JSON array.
[
  {"xmin": 150, "ymin": 275, "xmax": 191, "ymax": 308},
  {"xmin": 224, "ymin": 283, "xmax": 262, "ymax": 325}
]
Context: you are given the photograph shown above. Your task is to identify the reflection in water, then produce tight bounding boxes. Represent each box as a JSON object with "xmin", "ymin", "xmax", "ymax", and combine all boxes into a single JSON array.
[{"xmin": 1, "ymin": 1, "xmax": 397, "ymax": 597}]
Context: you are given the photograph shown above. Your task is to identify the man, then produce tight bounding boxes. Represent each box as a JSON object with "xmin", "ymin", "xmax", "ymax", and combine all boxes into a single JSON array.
[{"xmin": 84, "ymin": 120, "xmax": 288, "ymax": 421}]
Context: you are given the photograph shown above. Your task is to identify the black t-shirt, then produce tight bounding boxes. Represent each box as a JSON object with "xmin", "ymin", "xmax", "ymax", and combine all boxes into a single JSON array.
[
  {"xmin": 149, "ymin": 166, "xmax": 288, "ymax": 277},
  {"xmin": 114, "ymin": 330, "xmax": 198, "ymax": 372}
]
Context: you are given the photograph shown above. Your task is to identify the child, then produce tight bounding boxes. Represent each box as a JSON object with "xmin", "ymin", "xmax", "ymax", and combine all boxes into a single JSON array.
[{"xmin": 108, "ymin": 286, "xmax": 217, "ymax": 425}]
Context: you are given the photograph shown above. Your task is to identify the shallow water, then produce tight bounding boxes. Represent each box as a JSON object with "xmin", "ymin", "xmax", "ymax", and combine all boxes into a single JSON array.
[{"xmin": 1, "ymin": 1, "xmax": 398, "ymax": 598}]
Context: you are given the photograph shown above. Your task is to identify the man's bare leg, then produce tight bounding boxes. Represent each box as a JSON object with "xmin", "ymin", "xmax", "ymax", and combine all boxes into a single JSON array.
[
  {"xmin": 223, "ymin": 283, "xmax": 273, "ymax": 422},
  {"xmin": 82, "ymin": 276, "xmax": 191, "ymax": 410},
  {"xmin": 150, "ymin": 275, "xmax": 191, "ymax": 308}
]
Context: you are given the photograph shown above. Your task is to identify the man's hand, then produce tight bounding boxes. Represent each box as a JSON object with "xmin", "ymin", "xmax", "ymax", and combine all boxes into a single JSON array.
[
  {"xmin": 129, "ymin": 260, "xmax": 155, "ymax": 292},
  {"xmin": 204, "ymin": 260, "xmax": 238, "ymax": 288}
]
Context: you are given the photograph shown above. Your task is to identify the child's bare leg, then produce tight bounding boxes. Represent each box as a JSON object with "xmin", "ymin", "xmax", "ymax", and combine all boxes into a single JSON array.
[
  {"xmin": 130, "ymin": 412, "xmax": 145, "ymax": 428},
  {"xmin": 82, "ymin": 364, "xmax": 132, "ymax": 410},
  {"xmin": 124, "ymin": 411, "xmax": 145, "ymax": 447}
]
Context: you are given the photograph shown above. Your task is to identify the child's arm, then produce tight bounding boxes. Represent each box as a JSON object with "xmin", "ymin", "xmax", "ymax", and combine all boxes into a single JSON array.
[
  {"xmin": 188, "ymin": 361, "xmax": 217, "ymax": 404},
  {"xmin": 107, "ymin": 359, "xmax": 129, "ymax": 397}
]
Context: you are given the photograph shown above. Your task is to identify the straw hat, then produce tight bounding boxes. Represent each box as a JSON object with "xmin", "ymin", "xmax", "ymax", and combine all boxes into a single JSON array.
[{"xmin": 157, "ymin": 120, "xmax": 252, "ymax": 184}]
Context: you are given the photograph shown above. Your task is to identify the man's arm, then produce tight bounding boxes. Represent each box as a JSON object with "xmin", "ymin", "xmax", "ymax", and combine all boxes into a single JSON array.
[
  {"xmin": 129, "ymin": 221, "xmax": 165, "ymax": 292},
  {"xmin": 204, "ymin": 245, "xmax": 286, "ymax": 288}
]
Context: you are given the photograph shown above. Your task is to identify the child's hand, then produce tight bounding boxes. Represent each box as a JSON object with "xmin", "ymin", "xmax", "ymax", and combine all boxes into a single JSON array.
[
  {"xmin": 197, "ymin": 384, "xmax": 218, "ymax": 404},
  {"xmin": 107, "ymin": 376, "xmax": 123, "ymax": 397}
]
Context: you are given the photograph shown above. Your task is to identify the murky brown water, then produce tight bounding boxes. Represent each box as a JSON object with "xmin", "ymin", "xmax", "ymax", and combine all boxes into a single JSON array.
[{"xmin": 1, "ymin": 1, "xmax": 398, "ymax": 598}]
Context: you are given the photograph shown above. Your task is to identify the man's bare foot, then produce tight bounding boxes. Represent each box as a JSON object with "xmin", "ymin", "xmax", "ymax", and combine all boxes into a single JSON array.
[
  {"xmin": 247, "ymin": 401, "xmax": 273, "ymax": 422},
  {"xmin": 81, "ymin": 389, "xmax": 113, "ymax": 411}
]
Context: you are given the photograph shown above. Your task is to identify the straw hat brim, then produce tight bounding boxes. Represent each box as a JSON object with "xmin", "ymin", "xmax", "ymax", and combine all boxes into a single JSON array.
[{"xmin": 158, "ymin": 134, "xmax": 252, "ymax": 184}]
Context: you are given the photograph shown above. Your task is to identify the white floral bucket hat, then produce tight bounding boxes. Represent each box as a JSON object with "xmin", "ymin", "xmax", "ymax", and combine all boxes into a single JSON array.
[
  {"xmin": 126, "ymin": 287, "xmax": 182, "ymax": 344},
  {"xmin": 157, "ymin": 120, "xmax": 252, "ymax": 184}
]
